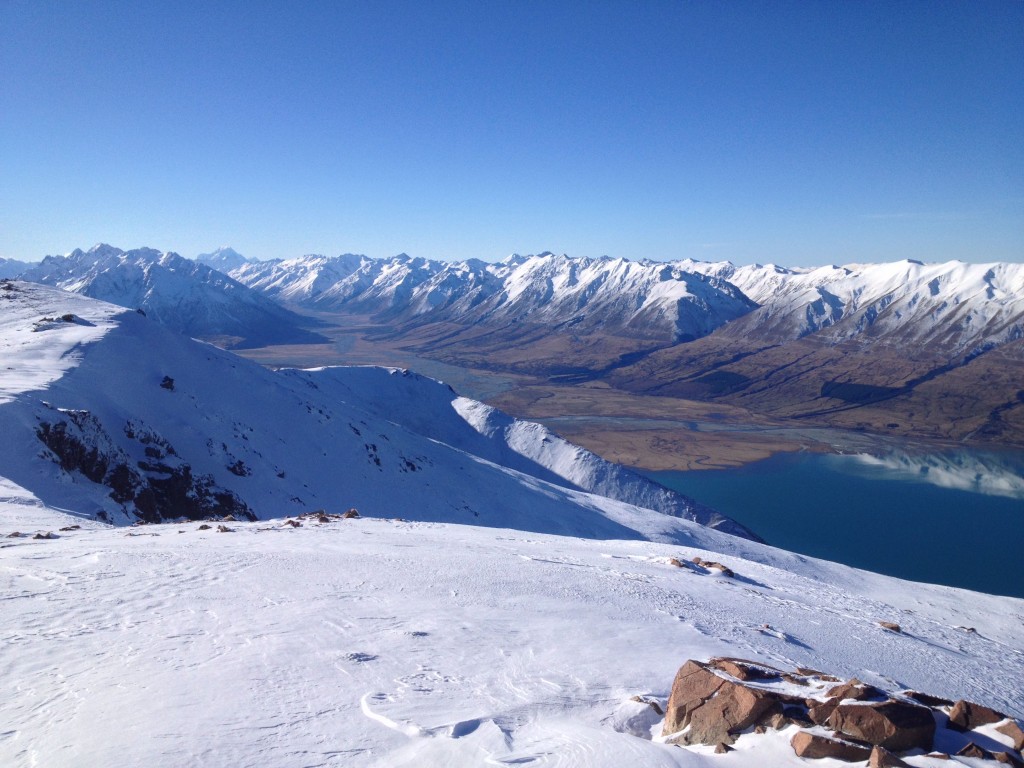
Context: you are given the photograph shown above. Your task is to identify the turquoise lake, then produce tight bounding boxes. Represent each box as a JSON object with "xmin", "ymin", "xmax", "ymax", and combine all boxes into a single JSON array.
[{"xmin": 648, "ymin": 449, "xmax": 1024, "ymax": 599}]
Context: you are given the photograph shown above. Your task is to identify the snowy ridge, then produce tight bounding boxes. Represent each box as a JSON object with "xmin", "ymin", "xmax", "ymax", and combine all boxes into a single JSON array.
[
  {"xmin": 19, "ymin": 244, "xmax": 325, "ymax": 348},
  {"xmin": 230, "ymin": 251, "xmax": 757, "ymax": 342},
  {"xmin": 288, "ymin": 365, "xmax": 752, "ymax": 537},
  {"xmin": 194, "ymin": 245, "xmax": 250, "ymax": 272},
  {"xmin": 681, "ymin": 258, "xmax": 1024, "ymax": 352},
  {"xmin": 0, "ymin": 257, "xmax": 32, "ymax": 279},
  {"xmin": 0, "ymin": 281, "xmax": 749, "ymax": 543}
]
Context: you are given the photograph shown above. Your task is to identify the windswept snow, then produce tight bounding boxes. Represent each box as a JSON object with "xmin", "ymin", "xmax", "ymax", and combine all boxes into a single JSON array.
[{"xmin": 0, "ymin": 501, "xmax": 1021, "ymax": 767}]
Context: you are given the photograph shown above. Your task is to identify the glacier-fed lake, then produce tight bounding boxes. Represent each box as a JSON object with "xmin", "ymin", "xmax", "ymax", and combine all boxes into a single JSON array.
[{"xmin": 649, "ymin": 447, "xmax": 1024, "ymax": 598}]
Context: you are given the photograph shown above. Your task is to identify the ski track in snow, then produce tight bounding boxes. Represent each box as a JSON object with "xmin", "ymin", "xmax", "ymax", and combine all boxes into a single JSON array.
[{"xmin": 1, "ymin": 514, "xmax": 1022, "ymax": 767}]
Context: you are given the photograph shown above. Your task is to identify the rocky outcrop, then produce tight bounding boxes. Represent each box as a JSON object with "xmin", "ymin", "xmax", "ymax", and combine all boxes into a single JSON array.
[
  {"xmin": 661, "ymin": 658, "xmax": 1024, "ymax": 764},
  {"xmin": 826, "ymin": 701, "xmax": 935, "ymax": 751},
  {"xmin": 36, "ymin": 408, "xmax": 253, "ymax": 523}
]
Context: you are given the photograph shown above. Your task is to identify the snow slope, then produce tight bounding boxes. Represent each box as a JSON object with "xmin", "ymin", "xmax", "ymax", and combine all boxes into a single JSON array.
[
  {"xmin": 195, "ymin": 245, "xmax": 250, "ymax": 273},
  {"xmin": 0, "ymin": 281, "xmax": 746, "ymax": 540},
  {"xmin": 1, "ymin": 500, "xmax": 1021, "ymax": 767},
  {"xmin": 18, "ymin": 244, "xmax": 325, "ymax": 348},
  {"xmin": 0, "ymin": 258, "xmax": 32, "ymax": 279}
]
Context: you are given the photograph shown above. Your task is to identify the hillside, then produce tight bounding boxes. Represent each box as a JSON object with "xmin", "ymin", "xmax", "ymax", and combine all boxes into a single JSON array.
[{"xmin": 0, "ymin": 280, "xmax": 749, "ymax": 539}]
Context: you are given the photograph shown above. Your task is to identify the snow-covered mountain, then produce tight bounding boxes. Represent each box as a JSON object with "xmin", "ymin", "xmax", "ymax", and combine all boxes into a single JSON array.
[
  {"xmin": 230, "ymin": 252, "xmax": 758, "ymax": 343},
  {"xmin": 0, "ymin": 257, "xmax": 32, "ymax": 279},
  {"xmin": 680, "ymin": 258, "xmax": 1024, "ymax": 354},
  {"xmin": 0, "ymin": 281, "xmax": 751, "ymax": 540},
  {"xmin": 195, "ymin": 245, "xmax": 249, "ymax": 272},
  {"xmin": 18, "ymin": 244, "xmax": 326, "ymax": 348}
]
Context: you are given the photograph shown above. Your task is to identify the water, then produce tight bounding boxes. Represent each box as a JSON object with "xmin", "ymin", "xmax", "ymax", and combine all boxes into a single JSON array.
[{"xmin": 649, "ymin": 448, "xmax": 1024, "ymax": 598}]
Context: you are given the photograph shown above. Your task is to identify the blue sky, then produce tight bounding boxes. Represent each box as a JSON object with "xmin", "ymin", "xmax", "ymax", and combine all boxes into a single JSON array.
[{"xmin": 2, "ymin": 0, "xmax": 1021, "ymax": 265}]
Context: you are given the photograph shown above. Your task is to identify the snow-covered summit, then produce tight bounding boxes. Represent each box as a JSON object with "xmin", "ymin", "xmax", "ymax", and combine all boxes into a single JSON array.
[
  {"xmin": 195, "ymin": 245, "xmax": 249, "ymax": 272},
  {"xmin": 19, "ymin": 245, "xmax": 326, "ymax": 348}
]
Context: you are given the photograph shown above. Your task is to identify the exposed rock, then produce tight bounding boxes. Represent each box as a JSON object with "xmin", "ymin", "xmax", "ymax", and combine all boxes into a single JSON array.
[
  {"xmin": 7, "ymin": 532, "xmax": 21, "ymax": 538},
  {"xmin": 32, "ymin": 532, "xmax": 57, "ymax": 540},
  {"xmin": 222, "ymin": 515, "xmax": 237, "ymax": 522},
  {"xmin": 826, "ymin": 700, "xmax": 936, "ymax": 751},
  {"xmin": 59, "ymin": 524, "xmax": 81, "ymax": 531},
  {"xmin": 996, "ymin": 720, "xmax": 1024, "ymax": 751},
  {"xmin": 342, "ymin": 508, "xmax": 360, "ymax": 519},
  {"xmin": 160, "ymin": 375, "xmax": 175, "ymax": 391},
  {"xmin": 877, "ymin": 621, "xmax": 901, "ymax": 632},
  {"xmin": 628, "ymin": 695, "xmax": 663, "ymax": 716},
  {"xmin": 903, "ymin": 690, "xmax": 953, "ymax": 708},
  {"xmin": 948, "ymin": 699, "xmax": 1007, "ymax": 731},
  {"xmin": 995, "ymin": 750, "xmax": 1024, "ymax": 767},
  {"xmin": 197, "ymin": 524, "xmax": 211, "ymax": 530},
  {"xmin": 667, "ymin": 557, "xmax": 684, "ymax": 567},
  {"xmin": 957, "ymin": 742, "xmax": 994, "ymax": 759},
  {"xmin": 283, "ymin": 519, "xmax": 301, "ymax": 527},
  {"xmin": 869, "ymin": 745, "xmax": 911, "ymax": 768},
  {"xmin": 710, "ymin": 657, "xmax": 781, "ymax": 682},
  {"xmin": 808, "ymin": 699, "xmax": 841, "ymax": 725},
  {"xmin": 662, "ymin": 659, "xmax": 781, "ymax": 745},
  {"xmin": 691, "ymin": 557, "xmax": 735, "ymax": 576},
  {"xmin": 926, "ymin": 752, "xmax": 951, "ymax": 760},
  {"xmin": 714, "ymin": 742, "xmax": 733, "ymax": 754},
  {"xmin": 790, "ymin": 731, "xmax": 871, "ymax": 762},
  {"xmin": 825, "ymin": 679, "xmax": 884, "ymax": 702},
  {"xmin": 317, "ymin": 515, "xmax": 330, "ymax": 524},
  {"xmin": 216, "ymin": 525, "xmax": 233, "ymax": 532}
]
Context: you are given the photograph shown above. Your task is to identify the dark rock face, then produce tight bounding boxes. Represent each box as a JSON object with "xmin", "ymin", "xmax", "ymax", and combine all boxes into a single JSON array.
[
  {"xmin": 827, "ymin": 701, "xmax": 936, "ymax": 752},
  {"xmin": 791, "ymin": 731, "xmax": 871, "ymax": 762},
  {"xmin": 36, "ymin": 410, "xmax": 254, "ymax": 523}
]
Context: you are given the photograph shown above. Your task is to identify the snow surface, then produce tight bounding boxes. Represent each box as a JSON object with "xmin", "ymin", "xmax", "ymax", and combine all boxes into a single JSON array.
[{"xmin": 1, "ymin": 501, "xmax": 1021, "ymax": 767}]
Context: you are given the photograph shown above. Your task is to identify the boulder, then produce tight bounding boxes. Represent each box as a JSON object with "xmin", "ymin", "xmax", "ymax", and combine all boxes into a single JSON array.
[
  {"xmin": 663, "ymin": 659, "xmax": 782, "ymax": 745},
  {"xmin": 877, "ymin": 621, "xmax": 901, "ymax": 633},
  {"xmin": 996, "ymin": 720, "xmax": 1024, "ymax": 751},
  {"xmin": 948, "ymin": 699, "xmax": 1007, "ymax": 731},
  {"xmin": 826, "ymin": 700, "xmax": 936, "ymax": 751},
  {"xmin": 995, "ymin": 751, "xmax": 1024, "ymax": 767},
  {"xmin": 714, "ymin": 742, "xmax": 733, "ymax": 754},
  {"xmin": 343, "ymin": 509, "xmax": 360, "ymax": 519},
  {"xmin": 826, "ymin": 679, "xmax": 884, "ymax": 702},
  {"xmin": 808, "ymin": 698, "xmax": 841, "ymax": 725},
  {"xmin": 710, "ymin": 657, "xmax": 780, "ymax": 682},
  {"xmin": 791, "ymin": 731, "xmax": 871, "ymax": 762},
  {"xmin": 869, "ymin": 745, "xmax": 910, "ymax": 768},
  {"xmin": 957, "ymin": 742, "xmax": 993, "ymax": 759}
]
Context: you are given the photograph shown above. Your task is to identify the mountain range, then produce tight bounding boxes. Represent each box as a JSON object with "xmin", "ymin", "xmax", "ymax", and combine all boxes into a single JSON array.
[{"xmin": 7, "ymin": 245, "xmax": 1024, "ymax": 446}]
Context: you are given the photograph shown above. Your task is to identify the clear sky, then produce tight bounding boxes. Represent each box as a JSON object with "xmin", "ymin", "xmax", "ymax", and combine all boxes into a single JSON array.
[{"xmin": 1, "ymin": 0, "xmax": 1021, "ymax": 265}]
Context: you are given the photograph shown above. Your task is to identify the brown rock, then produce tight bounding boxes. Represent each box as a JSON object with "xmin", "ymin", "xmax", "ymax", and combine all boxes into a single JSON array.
[
  {"xmin": 826, "ymin": 679, "xmax": 884, "ymax": 702},
  {"xmin": 317, "ymin": 515, "xmax": 331, "ymax": 524},
  {"xmin": 59, "ymin": 525, "xmax": 81, "ymax": 531},
  {"xmin": 342, "ymin": 508, "xmax": 360, "ymax": 519},
  {"xmin": 869, "ymin": 745, "xmax": 911, "ymax": 768},
  {"xmin": 710, "ymin": 657, "xmax": 780, "ymax": 681},
  {"xmin": 662, "ymin": 659, "xmax": 782, "ymax": 745},
  {"xmin": 878, "ymin": 621, "xmax": 901, "ymax": 632},
  {"xmin": 902, "ymin": 690, "xmax": 953, "ymax": 708},
  {"xmin": 808, "ymin": 699, "xmax": 841, "ymax": 725},
  {"xmin": 7, "ymin": 531, "xmax": 21, "ymax": 538},
  {"xmin": 714, "ymin": 742, "xmax": 734, "ymax": 754},
  {"xmin": 926, "ymin": 752, "xmax": 951, "ymax": 760},
  {"xmin": 216, "ymin": 524, "xmax": 233, "ymax": 532},
  {"xmin": 796, "ymin": 666, "xmax": 828, "ymax": 677},
  {"xmin": 667, "ymin": 557, "xmax": 684, "ymax": 568},
  {"xmin": 628, "ymin": 695, "xmax": 663, "ymax": 716},
  {"xmin": 197, "ymin": 524, "xmax": 211, "ymax": 530},
  {"xmin": 782, "ymin": 673, "xmax": 809, "ymax": 686},
  {"xmin": 283, "ymin": 519, "xmax": 301, "ymax": 527},
  {"xmin": 32, "ymin": 532, "xmax": 56, "ymax": 539},
  {"xmin": 826, "ymin": 700, "xmax": 936, "ymax": 751},
  {"xmin": 957, "ymin": 742, "xmax": 993, "ymax": 759},
  {"xmin": 791, "ymin": 731, "xmax": 871, "ymax": 762},
  {"xmin": 996, "ymin": 720, "xmax": 1024, "ymax": 751},
  {"xmin": 784, "ymin": 706, "xmax": 815, "ymax": 727},
  {"xmin": 995, "ymin": 751, "xmax": 1024, "ymax": 767},
  {"xmin": 948, "ymin": 699, "xmax": 1007, "ymax": 731}
]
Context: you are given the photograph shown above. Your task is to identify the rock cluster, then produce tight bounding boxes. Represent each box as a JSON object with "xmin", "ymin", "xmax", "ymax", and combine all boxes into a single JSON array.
[{"xmin": 662, "ymin": 658, "xmax": 1024, "ymax": 763}]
